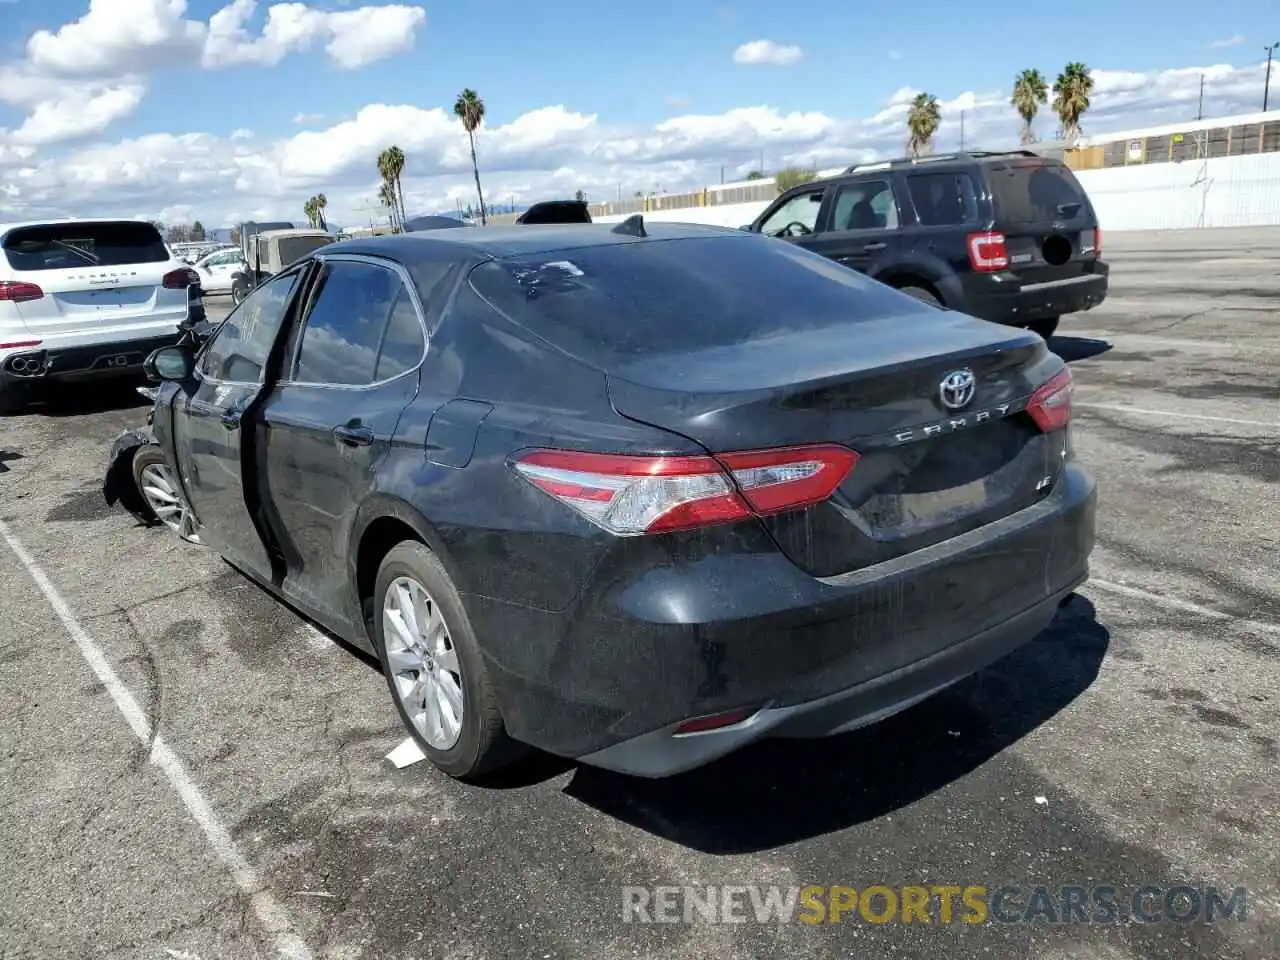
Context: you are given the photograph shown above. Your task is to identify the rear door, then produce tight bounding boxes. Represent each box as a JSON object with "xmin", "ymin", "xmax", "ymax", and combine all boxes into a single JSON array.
[
  {"xmin": 259, "ymin": 255, "xmax": 435, "ymax": 626},
  {"xmin": 799, "ymin": 177, "xmax": 903, "ymax": 275},
  {"xmin": 168, "ymin": 267, "xmax": 309, "ymax": 579},
  {"xmin": 1, "ymin": 221, "xmax": 189, "ymax": 336},
  {"xmin": 983, "ymin": 158, "xmax": 1100, "ymax": 283}
]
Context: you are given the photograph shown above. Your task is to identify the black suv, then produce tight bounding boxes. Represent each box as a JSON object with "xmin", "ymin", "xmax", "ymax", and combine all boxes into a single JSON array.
[{"xmin": 744, "ymin": 150, "xmax": 1108, "ymax": 339}]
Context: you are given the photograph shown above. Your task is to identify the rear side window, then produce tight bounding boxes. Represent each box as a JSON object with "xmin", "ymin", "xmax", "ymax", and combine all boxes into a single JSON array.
[
  {"xmin": 2, "ymin": 221, "xmax": 169, "ymax": 271},
  {"xmin": 469, "ymin": 235, "xmax": 924, "ymax": 365},
  {"xmin": 907, "ymin": 173, "xmax": 979, "ymax": 226},
  {"xmin": 830, "ymin": 180, "xmax": 899, "ymax": 231},
  {"xmin": 292, "ymin": 260, "xmax": 422, "ymax": 385},
  {"xmin": 987, "ymin": 161, "xmax": 1089, "ymax": 223}
]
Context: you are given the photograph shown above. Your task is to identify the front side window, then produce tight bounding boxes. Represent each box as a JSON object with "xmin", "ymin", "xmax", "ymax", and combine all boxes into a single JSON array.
[
  {"xmin": 199, "ymin": 271, "xmax": 300, "ymax": 382},
  {"xmin": 292, "ymin": 260, "xmax": 422, "ymax": 386},
  {"xmin": 757, "ymin": 188, "xmax": 825, "ymax": 238},
  {"xmin": 830, "ymin": 180, "xmax": 900, "ymax": 231}
]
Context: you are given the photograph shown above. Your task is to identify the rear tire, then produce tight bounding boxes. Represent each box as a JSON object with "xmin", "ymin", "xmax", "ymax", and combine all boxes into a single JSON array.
[
  {"xmin": 0, "ymin": 386, "xmax": 26, "ymax": 416},
  {"xmin": 1028, "ymin": 316, "xmax": 1060, "ymax": 339},
  {"xmin": 373, "ymin": 541, "xmax": 511, "ymax": 780},
  {"xmin": 899, "ymin": 285, "xmax": 941, "ymax": 306},
  {"xmin": 231, "ymin": 282, "xmax": 247, "ymax": 306}
]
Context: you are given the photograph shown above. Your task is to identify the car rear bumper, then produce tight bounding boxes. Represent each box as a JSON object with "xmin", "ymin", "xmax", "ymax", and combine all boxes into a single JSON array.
[
  {"xmin": 0, "ymin": 331, "xmax": 181, "ymax": 387},
  {"xmin": 468, "ymin": 460, "xmax": 1097, "ymax": 776},
  {"xmin": 957, "ymin": 263, "xmax": 1109, "ymax": 325}
]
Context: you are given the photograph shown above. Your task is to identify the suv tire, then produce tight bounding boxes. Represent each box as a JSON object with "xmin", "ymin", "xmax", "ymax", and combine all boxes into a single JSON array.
[
  {"xmin": 1028, "ymin": 316, "xmax": 1060, "ymax": 340},
  {"xmin": 899, "ymin": 285, "xmax": 942, "ymax": 307},
  {"xmin": 373, "ymin": 541, "xmax": 512, "ymax": 780}
]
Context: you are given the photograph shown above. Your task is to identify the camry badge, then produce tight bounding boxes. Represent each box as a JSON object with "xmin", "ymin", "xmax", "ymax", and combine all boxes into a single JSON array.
[{"xmin": 939, "ymin": 369, "xmax": 977, "ymax": 411}]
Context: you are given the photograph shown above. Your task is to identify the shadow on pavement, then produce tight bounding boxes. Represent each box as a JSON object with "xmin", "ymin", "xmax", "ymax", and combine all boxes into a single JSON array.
[
  {"xmin": 18, "ymin": 378, "xmax": 152, "ymax": 418},
  {"xmin": 563, "ymin": 594, "xmax": 1110, "ymax": 853},
  {"xmin": 1050, "ymin": 336, "xmax": 1113, "ymax": 363},
  {"xmin": 0, "ymin": 450, "xmax": 23, "ymax": 474}
]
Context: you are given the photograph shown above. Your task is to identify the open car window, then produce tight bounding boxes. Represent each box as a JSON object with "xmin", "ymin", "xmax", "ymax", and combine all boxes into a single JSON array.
[{"xmin": 199, "ymin": 271, "xmax": 301, "ymax": 383}]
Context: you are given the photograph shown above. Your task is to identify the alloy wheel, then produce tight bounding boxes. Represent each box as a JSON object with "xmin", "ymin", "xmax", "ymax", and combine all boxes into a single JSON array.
[
  {"xmin": 382, "ymin": 575, "xmax": 464, "ymax": 750},
  {"xmin": 138, "ymin": 461, "xmax": 201, "ymax": 543}
]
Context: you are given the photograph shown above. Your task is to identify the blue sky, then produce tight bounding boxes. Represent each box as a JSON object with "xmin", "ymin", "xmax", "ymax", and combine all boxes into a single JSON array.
[{"xmin": 0, "ymin": 0, "xmax": 1275, "ymax": 225}]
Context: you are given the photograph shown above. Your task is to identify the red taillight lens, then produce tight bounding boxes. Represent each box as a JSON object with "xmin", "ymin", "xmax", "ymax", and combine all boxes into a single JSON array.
[
  {"xmin": 0, "ymin": 339, "xmax": 42, "ymax": 349},
  {"xmin": 0, "ymin": 280, "xmax": 45, "ymax": 302},
  {"xmin": 512, "ymin": 443, "xmax": 858, "ymax": 536},
  {"xmin": 966, "ymin": 231, "xmax": 1009, "ymax": 272},
  {"xmin": 674, "ymin": 707, "xmax": 758, "ymax": 735},
  {"xmin": 162, "ymin": 268, "xmax": 200, "ymax": 289},
  {"xmin": 1026, "ymin": 368, "xmax": 1073, "ymax": 432}
]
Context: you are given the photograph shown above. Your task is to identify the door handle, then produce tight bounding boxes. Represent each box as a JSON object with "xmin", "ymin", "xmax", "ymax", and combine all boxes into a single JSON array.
[
  {"xmin": 220, "ymin": 409, "xmax": 242, "ymax": 430},
  {"xmin": 862, "ymin": 242, "xmax": 888, "ymax": 252},
  {"xmin": 333, "ymin": 423, "xmax": 374, "ymax": 447}
]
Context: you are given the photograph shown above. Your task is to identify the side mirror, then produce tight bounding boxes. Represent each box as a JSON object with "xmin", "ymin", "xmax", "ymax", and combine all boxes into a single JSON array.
[{"xmin": 144, "ymin": 345, "xmax": 195, "ymax": 383}]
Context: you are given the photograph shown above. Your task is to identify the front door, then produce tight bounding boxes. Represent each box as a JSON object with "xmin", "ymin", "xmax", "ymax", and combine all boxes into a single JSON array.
[
  {"xmin": 169, "ymin": 268, "xmax": 307, "ymax": 578},
  {"xmin": 753, "ymin": 184, "xmax": 827, "ymax": 243},
  {"xmin": 260, "ymin": 256, "xmax": 430, "ymax": 628}
]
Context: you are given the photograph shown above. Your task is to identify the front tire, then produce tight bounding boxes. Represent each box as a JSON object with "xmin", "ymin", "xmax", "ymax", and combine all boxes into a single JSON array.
[
  {"xmin": 373, "ymin": 541, "xmax": 510, "ymax": 780},
  {"xmin": 230, "ymin": 282, "xmax": 247, "ymax": 306},
  {"xmin": 1028, "ymin": 316, "xmax": 1060, "ymax": 339},
  {"xmin": 132, "ymin": 445, "xmax": 200, "ymax": 542}
]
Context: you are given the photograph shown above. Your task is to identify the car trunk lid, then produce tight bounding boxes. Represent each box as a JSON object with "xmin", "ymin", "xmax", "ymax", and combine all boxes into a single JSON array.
[{"xmin": 606, "ymin": 315, "xmax": 1067, "ymax": 577}]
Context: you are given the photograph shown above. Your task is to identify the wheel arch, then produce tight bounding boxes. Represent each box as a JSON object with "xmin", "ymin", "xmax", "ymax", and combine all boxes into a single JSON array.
[{"xmin": 875, "ymin": 269, "xmax": 946, "ymax": 304}]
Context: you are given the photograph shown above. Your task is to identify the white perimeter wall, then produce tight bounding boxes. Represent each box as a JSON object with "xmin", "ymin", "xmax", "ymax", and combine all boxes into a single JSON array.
[{"xmin": 593, "ymin": 153, "xmax": 1280, "ymax": 233}]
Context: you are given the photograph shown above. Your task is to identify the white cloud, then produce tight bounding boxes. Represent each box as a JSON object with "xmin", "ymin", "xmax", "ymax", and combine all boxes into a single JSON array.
[
  {"xmin": 293, "ymin": 112, "xmax": 326, "ymax": 124},
  {"xmin": 0, "ymin": 60, "xmax": 1272, "ymax": 228},
  {"xmin": 1210, "ymin": 34, "xmax": 1245, "ymax": 49},
  {"xmin": 733, "ymin": 40, "xmax": 803, "ymax": 67},
  {"xmin": 9, "ymin": 84, "xmax": 147, "ymax": 146},
  {"xmin": 0, "ymin": 0, "xmax": 427, "ymax": 146}
]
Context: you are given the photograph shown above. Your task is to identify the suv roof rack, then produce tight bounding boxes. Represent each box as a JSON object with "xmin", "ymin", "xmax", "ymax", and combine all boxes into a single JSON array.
[{"xmin": 843, "ymin": 149, "xmax": 1041, "ymax": 174}]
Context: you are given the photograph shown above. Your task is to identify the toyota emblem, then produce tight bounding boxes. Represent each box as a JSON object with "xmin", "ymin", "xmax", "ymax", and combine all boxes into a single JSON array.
[{"xmin": 939, "ymin": 369, "xmax": 977, "ymax": 410}]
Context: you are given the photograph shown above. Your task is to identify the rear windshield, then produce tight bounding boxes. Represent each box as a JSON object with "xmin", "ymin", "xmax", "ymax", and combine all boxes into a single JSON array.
[
  {"xmin": 469, "ymin": 235, "xmax": 924, "ymax": 364},
  {"xmin": 277, "ymin": 236, "xmax": 336, "ymax": 265},
  {"xmin": 3, "ymin": 221, "xmax": 169, "ymax": 271},
  {"xmin": 987, "ymin": 160, "xmax": 1090, "ymax": 224}
]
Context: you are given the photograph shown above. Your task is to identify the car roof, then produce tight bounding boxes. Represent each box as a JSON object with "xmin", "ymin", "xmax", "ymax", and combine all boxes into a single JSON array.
[
  {"xmin": 326, "ymin": 220, "xmax": 740, "ymax": 262},
  {"xmin": 0, "ymin": 217, "xmax": 159, "ymax": 236},
  {"xmin": 842, "ymin": 150, "xmax": 1061, "ymax": 176}
]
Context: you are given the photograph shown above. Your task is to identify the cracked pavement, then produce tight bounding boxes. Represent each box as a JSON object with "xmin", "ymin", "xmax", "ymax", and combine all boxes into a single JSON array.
[{"xmin": 0, "ymin": 229, "xmax": 1277, "ymax": 959}]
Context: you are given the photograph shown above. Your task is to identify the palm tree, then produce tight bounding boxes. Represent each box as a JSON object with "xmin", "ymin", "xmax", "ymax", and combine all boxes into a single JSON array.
[
  {"xmin": 377, "ymin": 181, "xmax": 399, "ymax": 231},
  {"xmin": 314, "ymin": 193, "xmax": 328, "ymax": 231},
  {"xmin": 1012, "ymin": 69, "xmax": 1049, "ymax": 145},
  {"xmin": 454, "ymin": 88, "xmax": 488, "ymax": 225},
  {"xmin": 303, "ymin": 197, "xmax": 317, "ymax": 228},
  {"xmin": 907, "ymin": 93, "xmax": 941, "ymax": 158},
  {"xmin": 377, "ymin": 147, "xmax": 406, "ymax": 229},
  {"xmin": 1053, "ymin": 62, "xmax": 1094, "ymax": 144}
]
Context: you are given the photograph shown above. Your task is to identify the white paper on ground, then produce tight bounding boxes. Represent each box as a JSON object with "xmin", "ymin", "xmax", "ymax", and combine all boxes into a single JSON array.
[{"xmin": 386, "ymin": 737, "xmax": 426, "ymax": 768}]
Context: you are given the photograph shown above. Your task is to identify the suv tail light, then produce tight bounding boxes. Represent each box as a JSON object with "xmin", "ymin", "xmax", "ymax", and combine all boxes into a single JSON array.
[
  {"xmin": 0, "ymin": 280, "xmax": 45, "ymax": 303},
  {"xmin": 1027, "ymin": 368, "xmax": 1072, "ymax": 432},
  {"xmin": 966, "ymin": 231, "xmax": 1009, "ymax": 272},
  {"xmin": 162, "ymin": 267, "xmax": 200, "ymax": 289},
  {"xmin": 513, "ymin": 444, "xmax": 858, "ymax": 536}
]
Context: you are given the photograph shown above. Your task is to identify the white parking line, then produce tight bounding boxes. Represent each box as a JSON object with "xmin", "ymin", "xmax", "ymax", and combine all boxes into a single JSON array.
[
  {"xmin": 0, "ymin": 520, "xmax": 314, "ymax": 960},
  {"xmin": 1075, "ymin": 403, "xmax": 1278, "ymax": 429},
  {"xmin": 1089, "ymin": 577, "xmax": 1280, "ymax": 638}
]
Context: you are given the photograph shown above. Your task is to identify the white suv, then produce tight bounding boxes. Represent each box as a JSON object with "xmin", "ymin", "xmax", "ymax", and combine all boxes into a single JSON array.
[{"xmin": 0, "ymin": 218, "xmax": 203, "ymax": 412}]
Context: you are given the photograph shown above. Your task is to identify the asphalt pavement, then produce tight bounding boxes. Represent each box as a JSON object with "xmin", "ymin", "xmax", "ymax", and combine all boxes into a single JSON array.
[{"xmin": 0, "ymin": 227, "xmax": 1277, "ymax": 960}]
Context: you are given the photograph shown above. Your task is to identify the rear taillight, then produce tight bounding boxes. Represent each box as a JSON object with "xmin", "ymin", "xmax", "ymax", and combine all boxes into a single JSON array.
[
  {"xmin": 674, "ymin": 707, "xmax": 759, "ymax": 736},
  {"xmin": 0, "ymin": 280, "xmax": 44, "ymax": 302},
  {"xmin": 162, "ymin": 268, "xmax": 200, "ymax": 289},
  {"xmin": 0, "ymin": 339, "xmax": 42, "ymax": 349},
  {"xmin": 1080, "ymin": 227, "xmax": 1102, "ymax": 257},
  {"xmin": 966, "ymin": 231, "xmax": 1009, "ymax": 272},
  {"xmin": 512, "ymin": 444, "xmax": 858, "ymax": 536},
  {"xmin": 1026, "ymin": 368, "xmax": 1073, "ymax": 432}
]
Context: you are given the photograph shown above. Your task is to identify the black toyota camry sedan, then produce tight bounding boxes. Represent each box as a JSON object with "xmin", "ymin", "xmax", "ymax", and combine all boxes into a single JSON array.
[{"xmin": 122, "ymin": 218, "xmax": 1096, "ymax": 780}]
